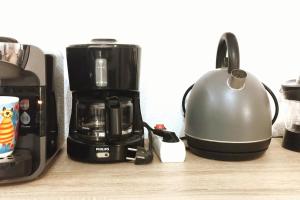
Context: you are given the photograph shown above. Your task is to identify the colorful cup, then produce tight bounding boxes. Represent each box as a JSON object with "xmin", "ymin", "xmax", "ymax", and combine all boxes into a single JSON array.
[{"xmin": 0, "ymin": 96, "xmax": 19, "ymax": 158}]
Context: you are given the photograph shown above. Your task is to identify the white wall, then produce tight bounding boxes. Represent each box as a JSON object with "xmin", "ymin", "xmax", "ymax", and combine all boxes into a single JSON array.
[{"xmin": 1, "ymin": 0, "xmax": 299, "ymax": 136}]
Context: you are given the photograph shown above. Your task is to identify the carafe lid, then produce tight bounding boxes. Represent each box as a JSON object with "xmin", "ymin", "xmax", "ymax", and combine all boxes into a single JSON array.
[{"xmin": 282, "ymin": 78, "xmax": 300, "ymax": 101}]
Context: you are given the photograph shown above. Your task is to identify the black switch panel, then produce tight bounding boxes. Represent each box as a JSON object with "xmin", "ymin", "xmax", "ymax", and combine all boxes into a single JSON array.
[{"xmin": 19, "ymin": 96, "xmax": 40, "ymax": 136}]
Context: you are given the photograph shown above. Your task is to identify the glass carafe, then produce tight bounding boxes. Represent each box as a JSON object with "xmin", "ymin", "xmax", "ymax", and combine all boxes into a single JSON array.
[{"xmin": 76, "ymin": 97, "xmax": 133, "ymax": 141}]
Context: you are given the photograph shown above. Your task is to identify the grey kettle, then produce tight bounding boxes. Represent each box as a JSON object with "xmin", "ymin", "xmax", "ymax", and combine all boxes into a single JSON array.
[{"xmin": 182, "ymin": 32, "xmax": 279, "ymax": 160}]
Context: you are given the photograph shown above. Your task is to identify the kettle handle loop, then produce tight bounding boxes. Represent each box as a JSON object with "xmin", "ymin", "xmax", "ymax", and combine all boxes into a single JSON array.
[{"xmin": 216, "ymin": 32, "xmax": 240, "ymax": 73}]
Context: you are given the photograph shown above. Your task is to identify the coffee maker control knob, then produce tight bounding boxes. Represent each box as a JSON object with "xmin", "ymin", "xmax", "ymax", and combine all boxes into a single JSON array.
[{"xmin": 20, "ymin": 112, "xmax": 31, "ymax": 125}]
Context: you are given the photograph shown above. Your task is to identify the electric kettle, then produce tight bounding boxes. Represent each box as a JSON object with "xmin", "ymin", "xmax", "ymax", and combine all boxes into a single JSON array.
[{"xmin": 182, "ymin": 32, "xmax": 279, "ymax": 160}]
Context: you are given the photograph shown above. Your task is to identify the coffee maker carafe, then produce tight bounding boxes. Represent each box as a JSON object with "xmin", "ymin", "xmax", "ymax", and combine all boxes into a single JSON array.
[
  {"xmin": 67, "ymin": 39, "xmax": 145, "ymax": 163},
  {"xmin": 0, "ymin": 37, "xmax": 64, "ymax": 183}
]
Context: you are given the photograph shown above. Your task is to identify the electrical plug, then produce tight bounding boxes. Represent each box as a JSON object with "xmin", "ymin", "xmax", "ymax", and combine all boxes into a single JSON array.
[
  {"xmin": 126, "ymin": 147, "xmax": 153, "ymax": 165},
  {"xmin": 152, "ymin": 129, "xmax": 179, "ymax": 143}
]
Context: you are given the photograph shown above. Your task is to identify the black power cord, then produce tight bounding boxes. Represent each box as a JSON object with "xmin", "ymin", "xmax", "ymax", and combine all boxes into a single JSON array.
[
  {"xmin": 144, "ymin": 122, "xmax": 179, "ymax": 143},
  {"xmin": 182, "ymin": 82, "xmax": 279, "ymax": 124},
  {"xmin": 127, "ymin": 122, "xmax": 182, "ymax": 164},
  {"xmin": 143, "ymin": 122, "xmax": 153, "ymax": 154},
  {"xmin": 126, "ymin": 122, "xmax": 153, "ymax": 165}
]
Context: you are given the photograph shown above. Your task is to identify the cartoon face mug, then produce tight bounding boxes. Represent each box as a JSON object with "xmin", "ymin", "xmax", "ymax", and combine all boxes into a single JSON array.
[{"xmin": 0, "ymin": 96, "xmax": 19, "ymax": 158}]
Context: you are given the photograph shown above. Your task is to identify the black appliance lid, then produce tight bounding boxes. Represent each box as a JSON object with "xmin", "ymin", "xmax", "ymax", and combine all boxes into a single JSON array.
[
  {"xmin": 282, "ymin": 78, "xmax": 300, "ymax": 101},
  {"xmin": 67, "ymin": 39, "xmax": 140, "ymax": 49}
]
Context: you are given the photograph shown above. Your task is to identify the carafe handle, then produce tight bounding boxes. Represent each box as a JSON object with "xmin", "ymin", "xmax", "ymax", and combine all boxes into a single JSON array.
[
  {"xmin": 105, "ymin": 96, "xmax": 122, "ymax": 142},
  {"xmin": 216, "ymin": 32, "xmax": 240, "ymax": 73}
]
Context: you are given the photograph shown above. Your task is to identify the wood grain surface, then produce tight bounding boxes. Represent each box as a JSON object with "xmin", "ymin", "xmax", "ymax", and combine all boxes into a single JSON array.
[{"xmin": 1, "ymin": 138, "xmax": 300, "ymax": 200}]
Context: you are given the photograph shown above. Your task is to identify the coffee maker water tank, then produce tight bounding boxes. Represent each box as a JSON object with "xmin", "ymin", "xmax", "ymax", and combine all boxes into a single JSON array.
[
  {"xmin": 66, "ymin": 39, "xmax": 141, "ymax": 91},
  {"xmin": 95, "ymin": 57, "xmax": 108, "ymax": 87}
]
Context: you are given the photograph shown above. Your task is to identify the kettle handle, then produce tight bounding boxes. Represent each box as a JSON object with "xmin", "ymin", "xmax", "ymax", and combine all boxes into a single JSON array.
[{"xmin": 216, "ymin": 32, "xmax": 240, "ymax": 73}]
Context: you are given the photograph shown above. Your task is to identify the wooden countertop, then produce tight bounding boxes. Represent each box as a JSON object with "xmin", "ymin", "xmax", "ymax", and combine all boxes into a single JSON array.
[{"xmin": 1, "ymin": 138, "xmax": 300, "ymax": 200}]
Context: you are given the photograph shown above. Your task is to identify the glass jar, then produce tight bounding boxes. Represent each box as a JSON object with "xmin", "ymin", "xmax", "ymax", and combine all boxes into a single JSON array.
[
  {"xmin": 284, "ymin": 100, "xmax": 300, "ymax": 133},
  {"xmin": 282, "ymin": 78, "xmax": 300, "ymax": 151}
]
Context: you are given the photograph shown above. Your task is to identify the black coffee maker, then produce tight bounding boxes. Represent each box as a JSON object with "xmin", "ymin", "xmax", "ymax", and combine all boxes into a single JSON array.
[
  {"xmin": 67, "ymin": 39, "xmax": 145, "ymax": 163},
  {"xmin": 0, "ymin": 37, "xmax": 64, "ymax": 183}
]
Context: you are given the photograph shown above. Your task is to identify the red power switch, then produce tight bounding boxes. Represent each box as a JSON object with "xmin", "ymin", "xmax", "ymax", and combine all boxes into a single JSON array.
[{"xmin": 154, "ymin": 124, "xmax": 166, "ymax": 130}]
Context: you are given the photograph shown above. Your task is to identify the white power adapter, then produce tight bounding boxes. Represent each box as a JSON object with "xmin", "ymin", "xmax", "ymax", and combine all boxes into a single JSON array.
[{"xmin": 151, "ymin": 125, "xmax": 186, "ymax": 163}]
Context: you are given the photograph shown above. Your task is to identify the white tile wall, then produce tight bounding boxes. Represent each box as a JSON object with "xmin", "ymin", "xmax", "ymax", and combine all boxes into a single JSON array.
[{"xmin": 1, "ymin": 0, "xmax": 299, "ymax": 137}]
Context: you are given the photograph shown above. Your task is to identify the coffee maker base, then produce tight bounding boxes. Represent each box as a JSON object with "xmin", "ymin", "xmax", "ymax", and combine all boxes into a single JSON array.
[
  {"xmin": 67, "ymin": 135, "xmax": 144, "ymax": 163},
  {"xmin": 0, "ymin": 149, "xmax": 32, "ymax": 180}
]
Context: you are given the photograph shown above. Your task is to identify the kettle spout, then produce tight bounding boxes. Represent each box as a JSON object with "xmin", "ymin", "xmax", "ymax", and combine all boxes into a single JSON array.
[{"xmin": 228, "ymin": 69, "xmax": 247, "ymax": 89}]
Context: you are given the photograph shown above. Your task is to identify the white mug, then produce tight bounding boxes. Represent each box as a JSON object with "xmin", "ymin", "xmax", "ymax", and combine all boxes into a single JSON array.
[{"xmin": 0, "ymin": 96, "xmax": 19, "ymax": 158}]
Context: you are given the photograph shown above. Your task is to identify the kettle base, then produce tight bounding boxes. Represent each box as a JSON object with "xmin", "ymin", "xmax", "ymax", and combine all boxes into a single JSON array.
[
  {"xmin": 187, "ymin": 136, "xmax": 271, "ymax": 161},
  {"xmin": 189, "ymin": 146, "xmax": 267, "ymax": 161}
]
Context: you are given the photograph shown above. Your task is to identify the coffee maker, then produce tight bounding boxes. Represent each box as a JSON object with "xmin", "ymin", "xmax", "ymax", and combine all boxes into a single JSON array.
[
  {"xmin": 0, "ymin": 37, "xmax": 64, "ymax": 183},
  {"xmin": 67, "ymin": 39, "xmax": 145, "ymax": 163}
]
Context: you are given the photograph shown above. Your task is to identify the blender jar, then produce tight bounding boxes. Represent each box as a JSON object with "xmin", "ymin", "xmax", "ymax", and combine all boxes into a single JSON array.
[
  {"xmin": 284, "ymin": 100, "xmax": 300, "ymax": 133},
  {"xmin": 282, "ymin": 77, "xmax": 300, "ymax": 151}
]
